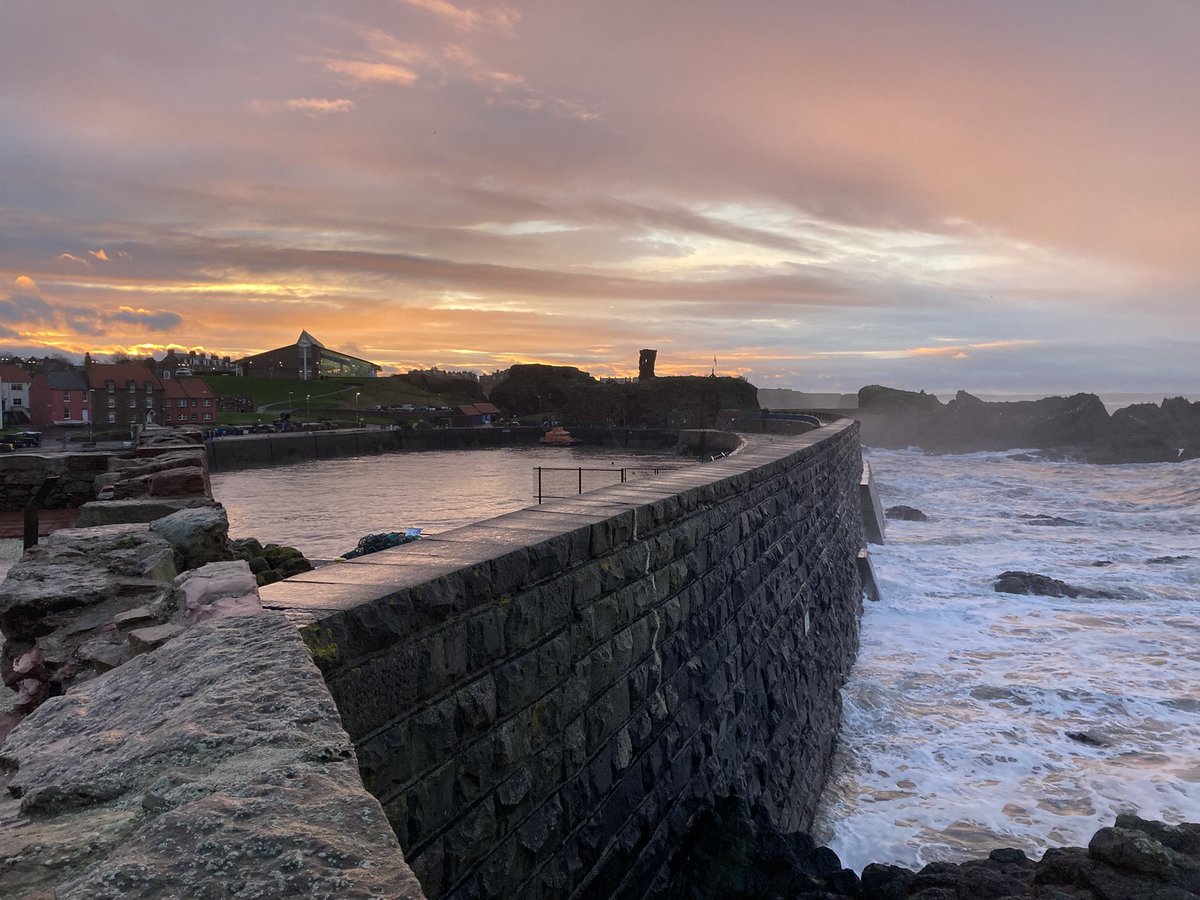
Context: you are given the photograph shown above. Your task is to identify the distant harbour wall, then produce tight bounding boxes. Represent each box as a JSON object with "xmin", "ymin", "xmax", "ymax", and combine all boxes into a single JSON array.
[
  {"xmin": 204, "ymin": 426, "xmax": 682, "ymax": 472},
  {"xmin": 260, "ymin": 418, "xmax": 866, "ymax": 898}
]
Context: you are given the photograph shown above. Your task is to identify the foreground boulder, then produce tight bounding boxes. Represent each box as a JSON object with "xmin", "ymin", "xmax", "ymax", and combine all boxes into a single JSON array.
[
  {"xmin": 0, "ymin": 613, "xmax": 423, "ymax": 898},
  {"xmin": 885, "ymin": 505, "xmax": 928, "ymax": 521}
]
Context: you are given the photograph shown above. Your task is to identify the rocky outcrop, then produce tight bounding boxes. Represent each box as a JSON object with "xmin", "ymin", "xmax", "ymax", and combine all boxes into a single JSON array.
[
  {"xmin": 0, "ymin": 506, "xmax": 250, "ymax": 731},
  {"xmin": 664, "ymin": 800, "xmax": 1200, "ymax": 899},
  {"xmin": 0, "ymin": 612, "xmax": 424, "ymax": 899},
  {"xmin": 885, "ymin": 505, "xmax": 927, "ymax": 521},
  {"xmin": 856, "ymin": 386, "xmax": 1200, "ymax": 463},
  {"xmin": 95, "ymin": 446, "xmax": 212, "ymax": 501}
]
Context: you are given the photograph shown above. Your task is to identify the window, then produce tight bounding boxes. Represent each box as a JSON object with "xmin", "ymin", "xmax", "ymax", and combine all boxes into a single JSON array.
[
  {"xmin": 12, "ymin": 384, "xmax": 23, "ymax": 392},
  {"xmin": 203, "ymin": 398, "xmax": 212, "ymax": 407},
  {"xmin": 62, "ymin": 392, "xmax": 70, "ymax": 402},
  {"xmin": 11, "ymin": 399, "xmax": 21, "ymax": 407},
  {"xmin": 202, "ymin": 413, "xmax": 212, "ymax": 421},
  {"xmin": 106, "ymin": 381, "xmax": 115, "ymax": 393},
  {"xmin": 190, "ymin": 399, "xmax": 198, "ymax": 407},
  {"xmin": 178, "ymin": 399, "xmax": 186, "ymax": 408},
  {"xmin": 128, "ymin": 399, "xmax": 137, "ymax": 409},
  {"xmin": 108, "ymin": 412, "xmax": 116, "ymax": 423},
  {"xmin": 63, "ymin": 408, "xmax": 71, "ymax": 420},
  {"xmin": 146, "ymin": 383, "xmax": 153, "ymax": 393},
  {"xmin": 127, "ymin": 381, "xmax": 136, "ymax": 393},
  {"xmin": 107, "ymin": 398, "xmax": 116, "ymax": 409},
  {"xmin": 191, "ymin": 413, "xmax": 198, "ymax": 421}
]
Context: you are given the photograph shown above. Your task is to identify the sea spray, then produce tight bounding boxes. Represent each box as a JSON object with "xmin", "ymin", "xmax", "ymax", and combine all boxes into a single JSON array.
[{"xmin": 813, "ymin": 449, "xmax": 1200, "ymax": 872}]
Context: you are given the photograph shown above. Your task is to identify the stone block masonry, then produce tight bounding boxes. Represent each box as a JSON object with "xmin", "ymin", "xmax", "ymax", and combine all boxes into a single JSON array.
[{"xmin": 261, "ymin": 419, "xmax": 867, "ymax": 899}]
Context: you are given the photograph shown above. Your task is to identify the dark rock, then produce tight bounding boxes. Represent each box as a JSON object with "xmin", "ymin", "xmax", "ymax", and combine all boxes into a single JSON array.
[
  {"xmin": 886, "ymin": 505, "xmax": 928, "ymax": 522},
  {"xmin": 993, "ymin": 571, "xmax": 1118, "ymax": 599},
  {"xmin": 661, "ymin": 794, "xmax": 859, "ymax": 898},
  {"xmin": 1147, "ymin": 555, "xmax": 1194, "ymax": 565},
  {"xmin": 861, "ymin": 862, "xmax": 915, "ymax": 898},
  {"xmin": 1066, "ymin": 730, "xmax": 1108, "ymax": 748},
  {"xmin": 149, "ymin": 504, "xmax": 233, "ymax": 571},
  {"xmin": 1088, "ymin": 826, "xmax": 1173, "ymax": 876},
  {"xmin": 1020, "ymin": 514, "xmax": 1085, "ymax": 527},
  {"xmin": 856, "ymin": 386, "xmax": 1200, "ymax": 463}
]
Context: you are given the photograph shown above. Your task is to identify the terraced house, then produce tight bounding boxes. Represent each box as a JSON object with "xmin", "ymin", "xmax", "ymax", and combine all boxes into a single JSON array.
[
  {"xmin": 162, "ymin": 377, "xmax": 216, "ymax": 425},
  {"xmin": 85, "ymin": 362, "xmax": 163, "ymax": 429}
]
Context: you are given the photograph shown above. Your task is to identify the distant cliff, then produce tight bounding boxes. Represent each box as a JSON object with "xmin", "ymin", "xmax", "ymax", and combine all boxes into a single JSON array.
[{"xmin": 855, "ymin": 386, "xmax": 1200, "ymax": 463}]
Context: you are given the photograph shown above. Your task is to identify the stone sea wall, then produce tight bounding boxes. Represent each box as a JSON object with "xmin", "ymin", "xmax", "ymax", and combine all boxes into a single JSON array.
[
  {"xmin": 204, "ymin": 426, "xmax": 681, "ymax": 472},
  {"xmin": 0, "ymin": 453, "xmax": 110, "ymax": 511},
  {"xmin": 260, "ymin": 420, "xmax": 866, "ymax": 899}
]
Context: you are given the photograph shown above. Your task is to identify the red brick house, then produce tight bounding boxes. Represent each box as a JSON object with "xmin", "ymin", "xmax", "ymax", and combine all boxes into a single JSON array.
[
  {"xmin": 162, "ymin": 378, "xmax": 216, "ymax": 426},
  {"xmin": 29, "ymin": 370, "xmax": 91, "ymax": 428}
]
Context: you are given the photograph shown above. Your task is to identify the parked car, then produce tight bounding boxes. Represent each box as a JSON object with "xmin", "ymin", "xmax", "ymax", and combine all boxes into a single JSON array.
[
  {"xmin": 9, "ymin": 431, "xmax": 42, "ymax": 448},
  {"xmin": 0, "ymin": 443, "xmax": 14, "ymax": 453}
]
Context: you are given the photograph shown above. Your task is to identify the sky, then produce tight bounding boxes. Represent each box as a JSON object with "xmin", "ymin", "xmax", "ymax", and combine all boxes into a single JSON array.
[{"xmin": 1, "ymin": 1, "xmax": 1197, "ymax": 395}]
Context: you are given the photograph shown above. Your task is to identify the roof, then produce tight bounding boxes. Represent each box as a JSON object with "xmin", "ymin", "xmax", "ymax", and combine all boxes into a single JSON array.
[
  {"xmin": 296, "ymin": 330, "xmax": 325, "ymax": 349},
  {"xmin": 162, "ymin": 378, "xmax": 215, "ymax": 400},
  {"xmin": 86, "ymin": 363, "xmax": 163, "ymax": 390},
  {"xmin": 40, "ymin": 370, "xmax": 90, "ymax": 391},
  {"xmin": 457, "ymin": 403, "xmax": 502, "ymax": 416},
  {"xmin": 0, "ymin": 364, "xmax": 31, "ymax": 383}
]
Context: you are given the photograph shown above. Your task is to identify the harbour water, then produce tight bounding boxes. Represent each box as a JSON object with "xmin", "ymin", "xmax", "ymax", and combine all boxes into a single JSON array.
[
  {"xmin": 210, "ymin": 445, "xmax": 688, "ymax": 560},
  {"xmin": 813, "ymin": 448, "xmax": 1200, "ymax": 871}
]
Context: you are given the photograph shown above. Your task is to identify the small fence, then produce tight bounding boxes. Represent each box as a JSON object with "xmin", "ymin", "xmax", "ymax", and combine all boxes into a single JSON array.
[{"xmin": 533, "ymin": 465, "xmax": 690, "ymax": 503}]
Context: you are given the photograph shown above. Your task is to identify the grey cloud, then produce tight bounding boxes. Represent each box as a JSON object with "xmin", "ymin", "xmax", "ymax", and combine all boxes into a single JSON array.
[
  {"xmin": 110, "ymin": 308, "xmax": 184, "ymax": 330},
  {"xmin": 0, "ymin": 293, "xmax": 57, "ymax": 323}
]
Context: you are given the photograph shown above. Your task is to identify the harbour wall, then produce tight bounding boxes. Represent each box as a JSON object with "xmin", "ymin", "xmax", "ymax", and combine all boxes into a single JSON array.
[
  {"xmin": 205, "ymin": 426, "xmax": 681, "ymax": 472},
  {"xmin": 259, "ymin": 418, "xmax": 866, "ymax": 898}
]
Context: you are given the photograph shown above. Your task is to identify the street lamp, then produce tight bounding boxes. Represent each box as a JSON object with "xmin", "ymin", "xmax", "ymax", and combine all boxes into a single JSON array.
[
  {"xmin": 306, "ymin": 394, "xmax": 311, "ymax": 420},
  {"xmin": 355, "ymin": 391, "xmax": 361, "ymax": 426},
  {"xmin": 288, "ymin": 391, "xmax": 293, "ymax": 413}
]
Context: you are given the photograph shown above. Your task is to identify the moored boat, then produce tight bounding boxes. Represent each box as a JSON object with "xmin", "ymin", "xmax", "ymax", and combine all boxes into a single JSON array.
[{"xmin": 539, "ymin": 426, "xmax": 580, "ymax": 446}]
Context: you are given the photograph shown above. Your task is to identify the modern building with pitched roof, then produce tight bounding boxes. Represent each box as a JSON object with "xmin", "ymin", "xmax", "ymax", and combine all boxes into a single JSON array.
[{"xmin": 234, "ymin": 331, "xmax": 381, "ymax": 380}]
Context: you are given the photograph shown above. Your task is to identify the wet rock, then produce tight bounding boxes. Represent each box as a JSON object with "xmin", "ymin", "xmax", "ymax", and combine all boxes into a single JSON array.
[
  {"xmin": 662, "ymin": 794, "xmax": 859, "ymax": 899},
  {"xmin": 886, "ymin": 505, "xmax": 928, "ymax": 521},
  {"xmin": 1147, "ymin": 555, "xmax": 1194, "ymax": 565},
  {"xmin": 1066, "ymin": 730, "xmax": 1109, "ymax": 748},
  {"xmin": 1020, "ymin": 514, "xmax": 1085, "ymax": 527},
  {"xmin": 993, "ymin": 571, "xmax": 1119, "ymax": 599}
]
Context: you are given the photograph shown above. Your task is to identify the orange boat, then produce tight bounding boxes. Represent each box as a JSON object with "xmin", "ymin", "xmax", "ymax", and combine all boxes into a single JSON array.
[{"xmin": 539, "ymin": 426, "xmax": 580, "ymax": 446}]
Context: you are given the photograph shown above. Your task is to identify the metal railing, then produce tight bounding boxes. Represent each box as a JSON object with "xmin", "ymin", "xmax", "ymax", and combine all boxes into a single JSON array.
[{"xmin": 533, "ymin": 465, "xmax": 689, "ymax": 503}]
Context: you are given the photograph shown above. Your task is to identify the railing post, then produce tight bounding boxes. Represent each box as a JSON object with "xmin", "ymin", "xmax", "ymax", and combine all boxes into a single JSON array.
[
  {"xmin": 577, "ymin": 467, "xmax": 583, "ymax": 495},
  {"xmin": 537, "ymin": 467, "xmax": 543, "ymax": 504},
  {"xmin": 24, "ymin": 475, "xmax": 61, "ymax": 551}
]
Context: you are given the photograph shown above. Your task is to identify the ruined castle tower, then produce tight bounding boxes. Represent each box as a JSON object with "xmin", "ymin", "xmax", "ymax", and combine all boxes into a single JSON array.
[{"xmin": 638, "ymin": 348, "xmax": 657, "ymax": 380}]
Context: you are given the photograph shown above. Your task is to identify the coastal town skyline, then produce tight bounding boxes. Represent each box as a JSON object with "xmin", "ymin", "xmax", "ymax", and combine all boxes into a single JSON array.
[{"xmin": 2, "ymin": 2, "xmax": 1198, "ymax": 396}]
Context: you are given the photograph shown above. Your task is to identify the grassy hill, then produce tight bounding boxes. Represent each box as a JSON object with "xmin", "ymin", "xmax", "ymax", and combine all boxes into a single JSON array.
[{"xmin": 202, "ymin": 374, "xmax": 486, "ymax": 425}]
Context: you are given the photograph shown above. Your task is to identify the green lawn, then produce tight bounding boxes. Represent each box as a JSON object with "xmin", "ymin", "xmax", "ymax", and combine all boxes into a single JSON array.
[{"xmin": 201, "ymin": 373, "xmax": 485, "ymax": 423}]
